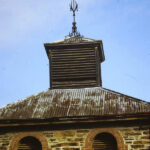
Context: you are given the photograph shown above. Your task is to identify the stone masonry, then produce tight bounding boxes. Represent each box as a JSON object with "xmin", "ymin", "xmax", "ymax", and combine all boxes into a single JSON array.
[{"xmin": 0, "ymin": 126, "xmax": 149, "ymax": 150}]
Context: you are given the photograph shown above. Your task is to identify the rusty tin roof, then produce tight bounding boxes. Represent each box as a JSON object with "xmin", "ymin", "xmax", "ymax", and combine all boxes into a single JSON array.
[{"xmin": 0, "ymin": 87, "xmax": 150, "ymax": 120}]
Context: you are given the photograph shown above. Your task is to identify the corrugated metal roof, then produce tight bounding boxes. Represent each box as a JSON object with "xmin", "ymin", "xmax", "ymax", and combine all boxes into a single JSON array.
[{"xmin": 0, "ymin": 87, "xmax": 150, "ymax": 119}]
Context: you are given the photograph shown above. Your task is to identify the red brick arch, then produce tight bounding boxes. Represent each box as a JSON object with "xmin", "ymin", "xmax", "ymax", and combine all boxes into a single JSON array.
[
  {"xmin": 9, "ymin": 132, "xmax": 50, "ymax": 150},
  {"xmin": 82, "ymin": 128, "xmax": 128, "ymax": 150}
]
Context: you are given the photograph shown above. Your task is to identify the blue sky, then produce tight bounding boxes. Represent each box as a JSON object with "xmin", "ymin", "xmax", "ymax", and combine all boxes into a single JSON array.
[{"xmin": 0, "ymin": 0, "xmax": 150, "ymax": 107}]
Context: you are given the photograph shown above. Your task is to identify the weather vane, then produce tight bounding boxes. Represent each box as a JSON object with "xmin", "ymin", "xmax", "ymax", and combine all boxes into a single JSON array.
[{"xmin": 69, "ymin": 0, "xmax": 81, "ymax": 37}]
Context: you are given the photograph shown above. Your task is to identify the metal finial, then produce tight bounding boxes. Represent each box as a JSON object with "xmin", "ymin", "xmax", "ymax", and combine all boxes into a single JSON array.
[{"xmin": 69, "ymin": 0, "xmax": 81, "ymax": 37}]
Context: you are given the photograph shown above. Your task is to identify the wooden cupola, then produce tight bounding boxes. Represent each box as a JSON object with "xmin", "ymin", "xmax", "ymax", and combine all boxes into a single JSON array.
[
  {"xmin": 44, "ymin": 0, "xmax": 105, "ymax": 89},
  {"xmin": 44, "ymin": 37, "xmax": 105, "ymax": 89}
]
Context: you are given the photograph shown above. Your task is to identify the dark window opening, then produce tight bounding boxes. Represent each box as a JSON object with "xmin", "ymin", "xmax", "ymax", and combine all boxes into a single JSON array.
[
  {"xmin": 17, "ymin": 136, "xmax": 42, "ymax": 150},
  {"xmin": 93, "ymin": 132, "xmax": 118, "ymax": 150}
]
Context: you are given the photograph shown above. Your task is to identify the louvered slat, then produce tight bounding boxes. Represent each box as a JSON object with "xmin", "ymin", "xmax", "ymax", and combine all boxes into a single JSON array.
[
  {"xmin": 93, "ymin": 133, "xmax": 117, "ymax": 150},
  {"xmin": 18, "ymin": 136, "xmax": 42, "ymax": 150},
  {"xmin": 50, "ymin": 46, "xmax": 98, "ymax": 89}
]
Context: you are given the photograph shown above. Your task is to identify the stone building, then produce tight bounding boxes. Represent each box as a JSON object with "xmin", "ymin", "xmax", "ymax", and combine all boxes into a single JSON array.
[{"xmin": 0, "ymin": 1, "xmax": 150, "ymax": 150}]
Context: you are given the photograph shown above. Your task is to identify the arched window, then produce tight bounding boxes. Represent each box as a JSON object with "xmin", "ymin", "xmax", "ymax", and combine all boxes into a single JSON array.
[
  {"xmin": 17, "ymin": 136, "xmax": 42, "ymax": 150},
  {"xmin": 93, "ymin": 132, "xmax": 118, "ymax": 150}
]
